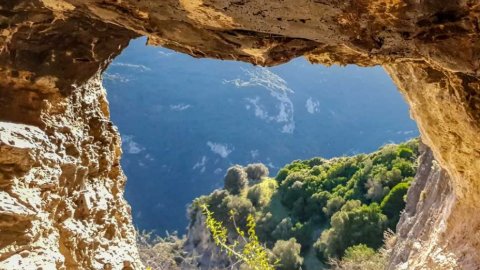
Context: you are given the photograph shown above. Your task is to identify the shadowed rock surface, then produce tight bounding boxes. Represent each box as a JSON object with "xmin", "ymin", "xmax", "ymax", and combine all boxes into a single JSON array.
[{"xmin": 1, "ymin": 0, "xmax": 480, "ymax": 269}]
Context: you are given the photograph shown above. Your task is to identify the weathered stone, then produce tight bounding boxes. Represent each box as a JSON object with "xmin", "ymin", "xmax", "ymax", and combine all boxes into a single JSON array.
[{"xmin": 1, "ymin": 0, "xmax": 480, "ymax": 269}]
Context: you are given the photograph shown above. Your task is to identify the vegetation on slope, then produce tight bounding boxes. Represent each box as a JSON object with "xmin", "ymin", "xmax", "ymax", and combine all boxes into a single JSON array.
[{"xmin": 189, "ymin": 139, "xmax": 419, "ymax": 269}]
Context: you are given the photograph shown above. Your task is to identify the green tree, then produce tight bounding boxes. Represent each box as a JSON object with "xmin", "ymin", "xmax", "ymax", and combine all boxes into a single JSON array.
[
  {"xmin": 224, "ymin": 165, "xmax": 248, "ymax": 195},
  {"xmin": 315, "ymin": 202, "xmax": 387, "ymax": 259},
  {"xmin": 380, "ymin": 182, "xmax": 410, "ymax": 230},
  {"xmin": 247, "ymin": 178, "xmax": 278, "ymax": 208},
  {"xmin": 246, "ymin": 163, "xmax": 270, "ymax": 181},
  {"xmin": 322, "ymin": 195, "xmax": 345, "ymax": 217},
  {"xmin": 272, "ymin": 218, "xmax": 294, "ymax": 240},
  {"xmin": 272, "ymin": 238, "xmax": 304, "ymax": 270},
  {"xmin": 397, "ymin": 146, "xmax": 414, "ymax": 160},
  {"xmin": 275, "ymin": 168, "xmax": 290, "ymax": 183},
  {"xmin": 331, "ymin": 244, "xmax": 386, "ymax": 270},
  {"xmin": 392, "ymin": 158, "xmax": 416, "ymax": 177},
  {"xmin": 305, "ymin": 191, "xmax": 331, "ymax": 222}
]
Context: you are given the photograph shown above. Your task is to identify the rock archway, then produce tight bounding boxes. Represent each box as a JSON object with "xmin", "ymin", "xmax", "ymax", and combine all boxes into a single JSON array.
[{"xmin": 1, "ymin": 1, "xmax": 479, "ymax": 269}]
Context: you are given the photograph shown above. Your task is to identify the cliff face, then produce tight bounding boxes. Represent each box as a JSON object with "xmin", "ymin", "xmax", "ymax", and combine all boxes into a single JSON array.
[
  {"xmin": 389, "ymin": 143, "xmax": 454, "ymax": 269},
  {"xmin": 0, "ymin": 2, "xmax": 141, "ymax": 269},
  {"xmin": 184, "ymin": 211, "xmax": 235, "ymax": 269},
  {"xmin": 1, "ymin": 0, "xmax": 480, "ymax": 269}
]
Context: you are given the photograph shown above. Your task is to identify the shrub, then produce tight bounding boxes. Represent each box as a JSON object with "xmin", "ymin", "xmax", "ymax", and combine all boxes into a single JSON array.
[
  {"xmin": 322, "ymin": 196, "xmax": 345, "ymax": 217},
  {"xmin": 397, "ymin": 146, "xmax": 414, "ymax": 160},
  {"xmin": 246, "ymin": 163, "xmax": 270, "ymax": 181},
  {"xmin": 201, "ymin": 190, "xmax": 254, "ymax": 231},
  {"xmin": 330, "ymin": 244, "xmax": 386, "ymax": 270},
  {"xmin": 306, "ymin": 157, "xmax": 326, "ymax": 167},
  {"xmin": 281, "ymin": 178, "xmax": 307, "ymax": 208},
  {"xmin": 380, "ymin": 182, "xmax": 410, "ymax": 230},
  {"xmin": 372, "ymin": 145, "xmax": 398, "ymax": 165},
  {"xmin": 224, "ymin": 165, "xmax": 249, "ymax": 195},
  {"xmin": 315, "ymin": 202, "xmax": 387, "ymax": 259},
  {"xmin": 201, "ymin": 205, "xmax": 275, "ymax": 270},
  {"xmin": 365, "ymin": 178, "xmax": 388, "ymax": 202},
  {"xmin": 223, "ymin": 195, "xmax": 255, "ymax": 230},
  {"xmin": 305, "ymin": 191, "xmax": 331, "ymax": 222},
  {"xmin": 272, "ymin": 218, "xmax": 294, "ymax": 240},
  {"xmin": 275, "ymin": 168, "xmax": 290, "ymax": 183},
  {"xmin": 247, "ymin": 178, "xmax": 278, "ymax": 208},
  {"xmin": 392, "ymin": 158, "xmax": 416, "ymax": 177},
  {"xmin": 272, "ymin": 238, "xmax": 304, "ymax": 270}
]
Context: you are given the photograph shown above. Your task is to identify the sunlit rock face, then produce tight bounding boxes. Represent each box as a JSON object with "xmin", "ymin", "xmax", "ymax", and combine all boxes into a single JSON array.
[
  {"xmin": 1, "ymin": 0, "xmax": 479, "ymax": 269},
  {"xmin": 388, "ymin": 143, "xmax": 454, "ymax": 269}
]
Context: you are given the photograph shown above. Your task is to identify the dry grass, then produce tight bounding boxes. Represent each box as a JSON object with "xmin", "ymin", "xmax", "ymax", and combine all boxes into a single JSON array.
[
  {"xmin": 330, "ymin": 230, "xmax": 395, "ymax": 270},
  {"xmin": 137, "ymin": 231, "xmax": 196, "ymax": 270}
]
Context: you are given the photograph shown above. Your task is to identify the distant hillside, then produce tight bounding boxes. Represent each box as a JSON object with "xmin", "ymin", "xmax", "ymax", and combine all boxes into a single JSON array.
[{"xmin": 185, "ymin": 139, "xmax": 419, "ymax": 269}]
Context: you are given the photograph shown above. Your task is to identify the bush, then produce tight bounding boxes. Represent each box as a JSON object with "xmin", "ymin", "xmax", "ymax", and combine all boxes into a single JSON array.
[
  {"xmin": 223, "ymin": 195, "xmax": 255, "ymax": 229},
  {"xmin": 323, "ymin": 196, "xmax": 345, "ymax": 217},
  {"xmin": 365, "ymin": 178, "xmax": 388, "ymax": 202},
  {"xmin": 193, "ymin": 139, "xmax": 419, "ymax": 268},
  {"xmin": 247, "ymin": 178, "xmax": 278, "ymax": 208},
  {"xmin": 380, "ymin": 182, "xmax": 410, "ymax": 230},
  {"xmin": 305, "ymin": 191, "xmax": 331, "ymax": 222},
  {"xmin": 201, "ymin": 205, "xmax": 275, "ymax": 270},
  {"xmin": 272, "ymin": 238, "xmax": 304, "ymax": 270},
  {"xmin": 272, "ymin": 218, "xmax": 294, "ymax": 240},
  {"xmin": 330, "ymin": 244, "xmax": 386, "ymax": 270},
  {"xmin": 281, "ymin": 177, "xmax": 308, "ymax": 208},
  {"xmin": 397, "ymin": 146, "xmax": 414, "ymax": 160},
  {"xmin": 315, "ymin": 202, "xmax": 387, "ymax": 259},
  {"xmin": 275, "ymin": 168, "xmax": 290, "ymax": 183},
  {"xmin": 224, "ymin": 165, "xmax": 248, "ymax": 195},
  {"xmin": 201, "ymin": 190, "xmax": 254, "ymax": 230},
  {"xmin": 392, "ymin": 158, "xmax": 416, "ymax": 177},
  {"xmin": 245, "ymin": 163, "xmax": 270, "ymax": 181},
  {"xmin": 343, "ymin": 244, "xmax": 375, "ymax": 259}
]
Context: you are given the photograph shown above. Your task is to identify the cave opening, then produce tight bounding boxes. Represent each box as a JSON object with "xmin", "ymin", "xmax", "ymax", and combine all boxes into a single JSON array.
[
  {"xmin": 103, "ymin": 37, "xmax": 419, "ymax": 255},
  {"xmin": 3, "ymin": 2, "xmax": 480, "ymax": 269}
]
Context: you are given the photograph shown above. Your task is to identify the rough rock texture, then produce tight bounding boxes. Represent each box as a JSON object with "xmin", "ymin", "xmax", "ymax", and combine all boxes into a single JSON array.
[
  {"xmin": 0, "ymin": 2, "xmax": 140, "ymax": 269},
  {"xmin": 1, "ymin": 0, "xmax": 480, "ymax": 269},
  {"xmin": 388, "ymin": 143, "xmax": 454, "ymax": 269},
  {"xmin": 184, "ymin": 211, "xmax": 235, "ymax": 269}
]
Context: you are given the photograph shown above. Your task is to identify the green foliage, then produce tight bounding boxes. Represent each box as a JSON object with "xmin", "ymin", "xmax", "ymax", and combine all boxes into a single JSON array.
[
  {"xmin": 343, "ymin": 244, "xmax": 376, "ymax": 259},
  {"xmin": 272, "ymin": 217, "xmax": 294, "ymax": 240},
  {"xmin": 323, "ymin": 196, "xmax": 346, "ymax": 217},
  {"xmin": 314, "ymin": 202, "xmax": 387, "ymax": 259},
  {"xmin": 305, "ymin": 191, "xmax": 330, "ymax": 222},
  {"xmin": 224, "ymin": 165, "xmax": 249, "ymax": 195},
  {"xmin": 247, "ymin": 178, "xmax": 278, "ymax": 208},
  {"xmin": 272, "ymin": 238, "xmax": 304, "ymax": 270},
  {"xmin": 246, "ymin": 163, "xmax": 270, "ymax": 181},
  {"xmin": 380, "ymin": 182, "xmax": 410, "ymax": 229},
  {"xmin": 201, "ymin": 204, "xmax": 275, "ymax": 270},
  {"xmin": 192, "ymin": 139, "xmax": 419, "ymax": 268},
  {"xmin": 331, "ymin": 244, "xmax": 387, "ymax": 270},
  {"xmin": 194, "ymin": 189, "xmax": 254, "ymax": 231},
  {"xmin": 392, "ymin": 158, "xmax": 416, "ymax": 177},
  {"xmin": 397, "ymin": 146, "xmax": 414, "ymax": 160},
  {"xmin": 275, "ymin": 168, "xmax": 290, "ymax": 183}
]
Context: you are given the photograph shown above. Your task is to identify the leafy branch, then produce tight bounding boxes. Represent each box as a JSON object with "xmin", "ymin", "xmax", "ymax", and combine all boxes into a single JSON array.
[{"xmin": 201, "ymin": 204, "xmax": 276, "ymax": 270}]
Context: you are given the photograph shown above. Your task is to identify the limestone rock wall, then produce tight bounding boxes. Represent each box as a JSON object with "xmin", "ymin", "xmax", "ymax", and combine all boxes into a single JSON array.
[
  {"xmin": 388, "ymin": 143, "xmax": 454, "ymax": 269},
  {"xmin": 1, "ymin": 0, "xmax": 480, "ymax": 269},
  {"xmin": 0, "ymin": 2, "xmax": 141, "ymax": 269}
]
